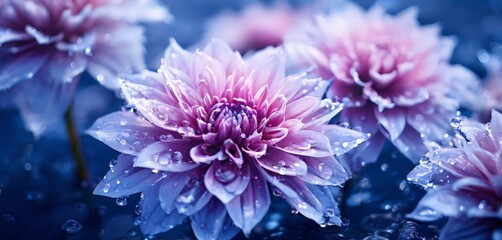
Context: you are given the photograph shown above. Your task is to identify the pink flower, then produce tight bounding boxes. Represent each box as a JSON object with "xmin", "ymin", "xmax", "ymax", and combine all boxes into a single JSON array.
[
  {"xmin": 0, "ymin": 0, "xmax": 170, "ymax": 136},
  {"xmin": 202, "ymin": 3, "xmax": 307, "ymax": 53},
  {"xmin": 471, "ymin": 56, "xmax": 502, "ymax": 121},
  {"xmin": 284, "ymin": 4, "xmax": 480, "ymax": 169},
  {"xmin": 407, "ymin": 110, "xmax": 502, "ymax": 239},
  {"xmin": 88, "ymin": 39, "xmax": 367, "ymax": 239}
]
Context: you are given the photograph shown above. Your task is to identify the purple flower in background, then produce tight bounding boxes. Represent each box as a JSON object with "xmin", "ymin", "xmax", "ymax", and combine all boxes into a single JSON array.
[
  {"xmin": 89, "ymin": 39, "xmax": 367, "ymax": 239},
  {"xmin": 407, "ymin": 110, "xmax": 502, "ymax": 240},
  {"xmin": 202, "ymin": 3, "xmax": 308, "ymax": 53},
  {"xmin": 0, "ymin": 0, "xmax": 170, "ymax": 136},
  {"xmin": 284, "ymin": 4, "xmax": 480, "ymax": 170},
  {"xmin": 470, "ymin": 56, "xmax": 502, "ymax": 121}
]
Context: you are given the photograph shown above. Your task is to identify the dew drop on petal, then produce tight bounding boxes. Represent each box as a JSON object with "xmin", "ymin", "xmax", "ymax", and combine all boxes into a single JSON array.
[
  {"xmin": 450, "ymin": 117, "xmax": 462, "ymax": 129},
  {"xmin": 108, "ymin": 159, "xmax": 117, "ymax": 168},
  {"xmin": 102, "ymin": 183, "xmax": 110, "ymax": 193},
  {"xmin": 159, "ymin": 134, "xmax": 175, "ymax": 142},
  {"xmin": 135, "ymin": 204, "xmax": 142, "ymax": 215},
  {"xmin": 172, "ymin": 151, "xmax": 183, "ymax": 163}
]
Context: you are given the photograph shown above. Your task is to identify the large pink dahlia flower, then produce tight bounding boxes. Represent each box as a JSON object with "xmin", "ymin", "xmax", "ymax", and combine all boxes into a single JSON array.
[
  {"xmin": 284, "ymin": 4, "xmax": 479, "ymax": 168},
  {"xmin": 89, "ymin": 39, "xmax": 367, "ymax": 239},
  {"xmin": 407, "ymin": 110, "xmax": 502, "ymax": 240},
  {"xmin": 0, "ymin": 0, "xmax": 169, "ymax": 136}
]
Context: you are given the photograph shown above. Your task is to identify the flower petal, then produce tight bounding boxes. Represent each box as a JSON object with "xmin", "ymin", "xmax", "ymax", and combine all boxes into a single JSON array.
[
  {"xmin": 191, "ymin": 198, "xmax": 240, "ymax": 240},
  {"xmin": 205, "ymin": 161, "xmax": 251, "ymax": 204},
  {"xmin": 301, "ymin": 155, "xmax": 349, "ymax": 186},
  {"xmin": 0, "ymin": 49, "xmax": 50, "ymax": 90},
  {"xmin": 175, "ymin": 179, "xmax": 213, "ymax": 216},
  {"xmin": 276, "ymin": 130, "xmax": 333, "ymax": 157},
  {"xmin": 247, "ymin": 47, "xmax": 285, "ymax": 94},
  {"xmin": 261, "ymin": 169, "xmax": 341, "ymax": 226},
  {"xmin": 490, "ymin": 110, "xmax": 502, "ymax": 142},
  {"xmin": 339, "ymin": 132, "xmax": 386, "ymax": 174},
  {"xmin": 256, "ymin": 147, "xmax": 307, "ymax": 176},
  {"xmin": 158, "ymin": 172, "xmax": 191, "ymax": 214},
  {"xmin": 15, "ymin": 67, "xmax": 78, "ymax": 137},
  {"xmin": 407, "ymin": 186, "xmax": 479, "ymax": 221},
  {"xmin": 87, "ymin": 25, "xmax": 145, "ymax": 90},
  {"xmin": 88, "ymin": 111, "xmax": 164, "ymax": 156},
  {"xmin": 121, "ymin": 74, "xmax": 184, "ymax": 131},
  {"xmin": 190, "ymin": 143, "xmax": 226, "ymax": 164},
  {"xmin": 439, "ymin": 218, "xmax": 497, "ymax": 240},
  {"xmin": 226, "ymin": 164, "xmax": 270, "ymax": 235},
  {"xmin": 375, "ymin": 107, "xmax": 406, "ymax": 141},
  {"xmin": 140, "ymin": 184, "xmax": 187, "ymax": 235},
  {"xmin": 93, "ymin": 154, "xmax": 163, "ymax": 198},
  {"xmin": 135, "ymin": 141, "xmax": 199, "ymax": 172},
  {"xmin": 392, "ymin": 126, "xmax": 428, "ymax": 162},
  {"xmin": 302, "ymin": 99, "xmax": 343, "ymax": 128},
  {"xmin": 320, "ymin": 124, "xmax": 368, "ymax": 155}
]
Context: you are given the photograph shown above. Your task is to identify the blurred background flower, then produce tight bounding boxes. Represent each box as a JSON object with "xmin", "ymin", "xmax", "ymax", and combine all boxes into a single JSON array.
[
  {"xmin": 284, "ymin": 3, "xmax": 481, "ymax": 172},
  {"xmin": 0, "ymin": 0, "xmax": 170, "ymax": 136},
  {"xmin": 199, "ymin": 2, "xmax": 310, "ymax": 53}
]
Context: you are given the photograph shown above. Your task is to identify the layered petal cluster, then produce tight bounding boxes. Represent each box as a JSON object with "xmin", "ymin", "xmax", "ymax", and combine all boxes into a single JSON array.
[
  {"xmin": 202, "ymin": 3, "xmax": 307, "ymax": 53},
  {"xmin": 0, "ymin": 0, "xmax": 169, "ymax": 136},
  {"xmin": 284, "ymin": 4, "xmax": 479, "ymax": 169},
  {"xmin": 407, "ymin": 110, "xmax": 502, "ymax": 240},
  {"xmin": 89, "ymin": 39, "xmax": 367, "ymax": 239}
]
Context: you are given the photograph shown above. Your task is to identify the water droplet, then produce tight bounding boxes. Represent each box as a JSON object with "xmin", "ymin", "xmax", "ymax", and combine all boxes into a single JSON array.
[
  {"xmin": 128, "ymin": 229, "xmax": 138, "ymax": 237},
  {"xmin": 116, "ymin": 197, "xmax": 128, "ymax": 206},
  {"xmin": 84, "ymin": 47, "xmax": 92, "ymax": 56},
  {"xmin": 121, "ymin": 105, "xmax": 135, "ymax": 112},
  {"xmin": 478, "ymin": 200, "xmax": 486, "ymax": 210},
  {"xmin": 450, "ymin": 117, "xmax": 462, "ymax": 129},
  {"xmin": 26, "ymin": 191, "xmax": 46, "ymax": 201},
  {"xmin": 380, "ymin": 164, "xmax": 389, "ymax": 172},
  {"xmin": 172, "ymin": 151, "xmax": 183, "ymax": 162},
  {"xmin": 109, "ymin": 159, "xmax": 117, "ymax": 168},
  {"xmin": 215, "ymin": 164, "xmax": 237, "ymax": 183},
  {"xmin": 135, "ymin": 204, "xmax": 142, "ymax": 215},
  {"xmin": 102, "ymin": 183, "xmax": 110, "ymax": 193},
  {"xmin": 96, "ymin": 74, "xmax": 104, "ymax": 83},
  {"xmin": 272, "ymin": 188, "xmax": 282, "ymax": 197},
  {"xmin": 61, "ymin": 219, "xmax": 82, "ymax": 234},
  {"xmin": 297, "ymin": 202, "xmax": 308, "ymax": 209},
  {"xmin": 132, "ymin": 217, "xmax": 142, "ymax": 227},
  {"xmin": 160, "ymin": 134, "xmax": 175, "ymax": 142}
]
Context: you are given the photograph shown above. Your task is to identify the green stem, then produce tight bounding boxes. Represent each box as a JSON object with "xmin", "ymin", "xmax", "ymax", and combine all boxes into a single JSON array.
[{"xmin": 64, "ymin": 104, "xmax": 89, "ymax": 182}]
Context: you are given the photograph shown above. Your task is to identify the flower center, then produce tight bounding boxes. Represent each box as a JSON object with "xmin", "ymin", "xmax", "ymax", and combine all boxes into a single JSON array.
[{"xmin": 206, "ymin": 98, "xmax": 258, "ymax": 141}]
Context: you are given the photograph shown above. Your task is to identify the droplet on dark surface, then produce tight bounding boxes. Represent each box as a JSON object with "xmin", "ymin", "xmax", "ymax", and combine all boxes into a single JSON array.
[{"xmin": 61, "ymin": 219, "xmax": 83, "ymax": 234}]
